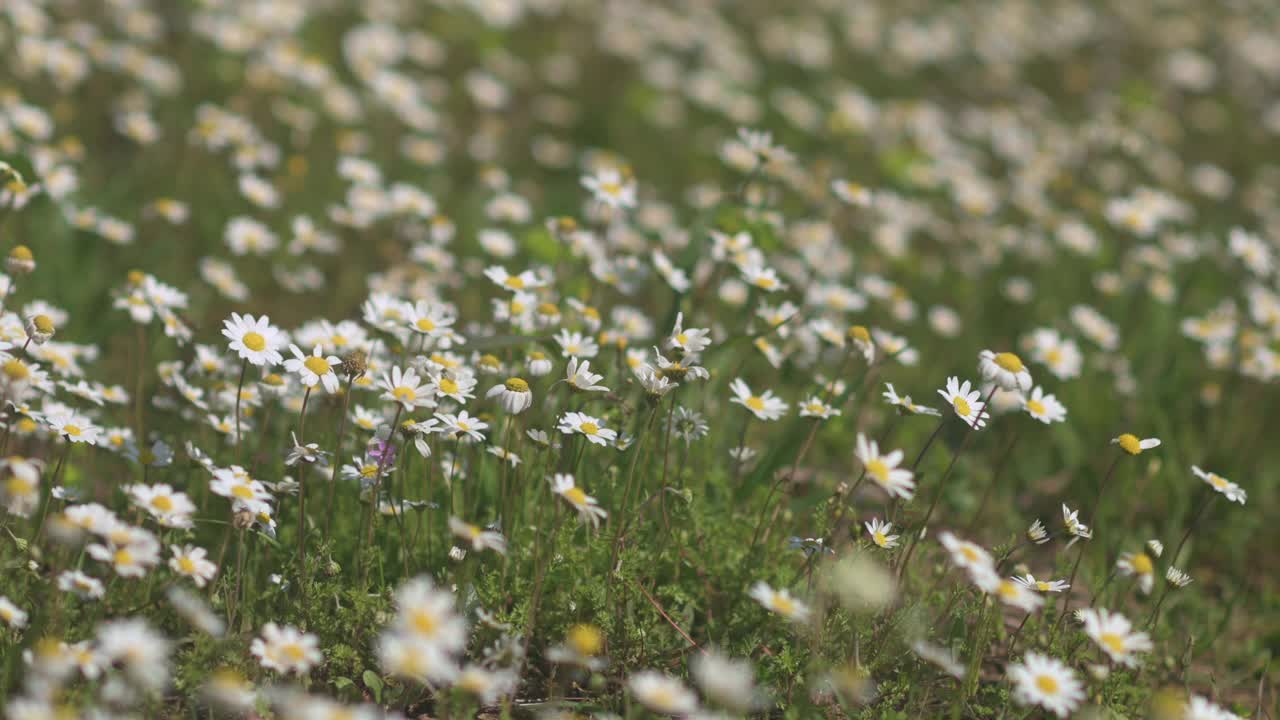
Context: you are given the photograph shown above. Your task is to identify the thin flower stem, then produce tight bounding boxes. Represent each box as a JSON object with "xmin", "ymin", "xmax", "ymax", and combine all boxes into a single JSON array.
[
  {"xmin": 296, "ymin": 384, "xmax": 312, "ymax": 618},
  {"xmin": 896, "ymin": 387, "xmax": 996, "ymax": 583},
  {"xmin": 324, "ymin": 375, "xmax": 355, "ymax": 544},
  {"xmin": 1050, "ymin": 452, "xmax": 1123, "ymax": 641},
  {"xmin": 233, "ymin": 358, "xmax": 248, "ymax": 449}
]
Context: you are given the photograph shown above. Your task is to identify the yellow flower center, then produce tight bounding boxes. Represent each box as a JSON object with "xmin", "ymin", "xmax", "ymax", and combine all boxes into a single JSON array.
[
  {"xmin": 151, "ymin": 495, "xmax": 173, "ymax": 512},
  {"xmin": 231, "ymin": 484, "xmax": 254, "ymax": 499},
  {"xmin": 410, "ymin": 609, "xmax": 438, "ymax": 635},
  {"xmin": 568, "ymin": 624, "xmax": 602, "ymax": 656},
  {"xmin": 1100, "ymin": 633, "xmax": 1126, "ymax": 655},
  {"xmin": 1208, "ymin": 474, "xmax": 1228, "ymax": 489},
  {"xmin": 952, "ymin": 396, "xmax": 971, "ymax": 417},
  {"xmin": 2, "ymin": 359, "xmax": 29, "ymax": 380},
  {"xmin": 1132, "ymin": 553, "xmax": 1154, "ymax": 575},
  {"xmin": 1046, "ymin": 348, "xmax": 1063, "ymax": 365},
  {"xmin": 504, "ymin": 276, "xmax": 524, "ymax": 289},
  {"xmin": 438, "ymin": 378, "xmax": 459, "ymax": 395},
  {"xmin": 773, "ymin": 595, "xmax": 795, "ymax": 616},
  {"xmin": 360, "ymin": 464, "xmax": 379, "ymax": 478},
  {"xmin": 849, "ymin": 325, "xmax": 871, "ymax": 343},
  {"xmin": 579, "ymin": 422, "xmax": 599, "ymax": 436},
  {"xmin": 304, "ymin": 356, "xmax": 330, "ymax": 375},
  {"xmin": 64, "ymin": 424, "xmax": 82, "ymax": 437},
  {"xmin": 9, "ymin": 245, "xmax": 33, "ymax": 262},
  {"xmin": 755, "ymin": 276, "xmax": 776, "ymax": 289},
  {"xmin": 745, "ymin": 396, "xmax": 765, "ymax": 412},
  {"xmin": 997, "ymin": 580, "xmax": 1018, "ymax": 599},
  {"xmin": 675, "ymin": 332, "xmax": 689, "ymax": 345},
  {"xmin": 242, "ymin": 332, "xmax": 266, "ymax": 352},
  {"xmin": 393, "ymin": 386, "xmax": 416, "ymax": 402},
  {"xmin": 1035, "ymin": 674, "xmax": 1059, "ymax": 695},
  {"xmin": 282, "ymin": 644, "xmax": 306, "ymax": 662},
  {"xmin": 563, "ymin": 487, "xmax": 588, "ymax": 506},
  {"xmin": 415, "ymin": 318, "xmax": 435, "ymax": 332},
  {"xmin": 1117, "ymin": 433, "xmax": 1142, "ymax": 455},
  {"xmin": 114, "ymin": 548, "xmax": 133, "ymax": 566},
  {"xmin": 32, "ymin": 315, "xmax": 54, "ymax": 333},
  {"xmin": 6, "ymin": 476, "xmax": 33, "ymax": 495},
  {"xmin": 994, "ymin": 352, "xmax": 1024, "ymax": 372},
  {"xmin": 179, "ymin": 557, "xmax": 196, "ymax": 573},
  {"xmin": 1026, "ymin": 399, "xmax": 1046, "ymax": 416},
  {"xmin": 1036, "ymin": 581, "xmax": 1051, "ymax": 592},
  {"xmin": 505, "ymin": 377, "xmax": 529, "ymax": 392},
  {"xmin": 873, "ymin": 531, "xmax": 887, "ymax": 546},
  {"xmin": 866, "ymin": 458, "xmax": 889, "ymax": 482},
  {"xmin": 960, "ymin": 546, "xmax": 980, "ymax": 562}
]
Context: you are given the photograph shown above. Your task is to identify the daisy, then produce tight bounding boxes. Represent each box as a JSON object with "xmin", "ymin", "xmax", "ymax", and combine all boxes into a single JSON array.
[
  {"xmin": 978, "ymin": 572, "xmax": 1046, "ymax": 613},
  {"xmin": 564, "ymin": 357, "xmax": 609, "ymax": 393},
  {"xmin": 428, "ymin": 371, "xmax": 476, "ymax": 404},
  {"xmin": 1061, "ymin": 503, "xmax": 1093, "ymax": 545},
  {"xmin": 1117, "ymin": 551, "xmax": 1157, "ymax": 594},
  {"xmin": 456, "ymin": 665, "xmax": 517, "ymax": 703},
  {"xmin": 127, "ymin": 483, "xmax": 196, "ymax": 528},
  {"xmin": 405, "ymin": 300, "xmax": 455, "ymax": 338},
  {"xmin": 87, "ymin": 534, "xmax": 161, "ymax": 577},
  {"xmin": 729, "ymin": 378, "xmax": 789, "ymax": 421},
  {"xmin": 550, "ymin": 473, "xmax": 608, "ymax": 527},
  {"xmin": 1078, "ymin": 608, "xmax": 1153, "ymax": 667},
  {"xmin": 553, "ymin": 329, "xmax": 599, "ymax": 358},
  {"xmin": 393, "ymin": 576, "xmax": 467, "ymax": 652},
  {"xmin": 979, "ymin": 350, "xmax": 1033, "ymax": 392},
  {"xmin": 1007, "ymin": 652, "xmax": 1085, "ymax": 718},
  {"xmin": 284, "ymin": 345, "xmax": 341, "ymax": 393},
  {"xmin": 939, "ymin": 531, "xmax": 994, "ymax": 572},
  {"xmin": 1112, "ymin": 433, "xmax": 1161, "ymax": 455},
  {"xmin": 741, "ymin": 263, "xmax": 788, "ymax": 292},
  {"xmin": 96, "ymin": 618, "xmax": 171, "ymax": 691},
  {"xmin": 1013, "ymin": 574, "xmax": 1070, "ymax": 593},
  {"xmin": 45, "ymin": 411, "xmax": 102, "ymax": 444},
  {"xmin": 483, "ymin": 265, "xmax": 544, "ymax": 292},
  {"xmin": 58, "ymin": 570, "xmax": 106, "ymax": 599},
  {"xmin": 581, "ymin": 168, "xmax": 637, "ymax": 209},
  {"xmin": 378, "ymin": 634, "xmax": 459, "ymax": 686},
  {"xmin": 937, "ymin": 377, "xmax": 988, "ymax": 429},
  {"xmin": 251, "ymin": 623, "xmax": 322, "ymax": 675},
  {"xmin": 692, "ymin": 650, "xmax": 759, "ymax": 713},
  {"xmin": 864, "ymin": 518, "xmax": 899, "ymax": 549},
  {"xmin": 628, "ymin": 671, "xmax": 698, "ymax": 716},
  {"xmin": 749, "ymin": 581, "xmax": 810, "ymax": 622},
  {"xmin": 882, "ymin": 383, "xmax": 941, "ymax": 416},
  {"xmin": 1027, "ymin": 519, "xmax": 1050, "ymax": 545},
  {"xmin": 1165, "ymin": 566, "xmax": 1194, "ymax": 588},
  {"xmin": 855, "ymin": 433, "xmax": 915, "ymax": 500},
  {"xmin": 1021, "ymin": 386, "xmax": 1067, "ymax": 424},
  {"xmin": 0, "ymin": 596, "xmax": 27, "ymax": 628},
  {"xmin": 799, "ymin": 396, "xmax": 841, "ymax": 419},
  {"xmin": 1191, "ymin": 465, "xmax": 1247, "ymax": 504},
  {"xmin": 221, "ymin": 313, "xmax": 284, "ymax": 366},
  {"xmin": 558, "ymin": 411, "xmax": 617, "ymax": 446},
  {"xmin": 169, "ymin": 545, "xmax": 218, "ymax": 587},
  {"xmin": 486, "ymin": 377, "xmax": 533, "ymax": 414},
  {"xmin": 448, "ymin": 517, "xmax": 507, "ymax": 555},
  {"xmin": 380, "ymin": 366, "xmax": 432, "ymax": 412},
  {"xmin": 547, "ymin": 623, "xmax": 607, "ymax": 670},
  {"xmin": 847, "ymin": 324, "xmax": 875, "ymax": 363},
  {"xmin": 668, "ymin": 312, "xmax": 712, "ymax": 355},
  {"xmin": 210, "ymin": 469, "xmax": 274, "ymax": 512},
  {"xmin": 1186, "ymin": 695, "xmax": 1242, "ymax": 720},
  {"xmin": 871, "ymin": 328, "xmax": 918, "ymax": 365},
  {"xmin": 832, "ymin": 178, "xmax": 872, "ymax": 206},
  {"xmin": 435, "ymin": 410, "xmax": 488, "ymax": 442}
]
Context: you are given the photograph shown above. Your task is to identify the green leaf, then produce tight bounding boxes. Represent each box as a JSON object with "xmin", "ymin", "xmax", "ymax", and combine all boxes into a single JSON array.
[{"xmin": 362, "ymin": 670, "xmax": 384, "ymax": 703}]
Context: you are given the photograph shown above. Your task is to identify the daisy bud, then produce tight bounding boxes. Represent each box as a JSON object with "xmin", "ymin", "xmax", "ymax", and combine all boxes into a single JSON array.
[
  {"xmin": 6, "ymin": 245, "xmax": 35, "ymax": 274},
  {"xmin": 24, "ymin": 314, "xmax": 54, "ymax": 345},
  {"xmin": 127, "ymin": 269, "xmax": 146, "ymax": 286},
  {"xmin": 341, "ymin": 350, "xmax": 368, "ymax": 378},
  {"xmin": 232, "ymin": 509, "xmax": 255, "ymax": 530}
]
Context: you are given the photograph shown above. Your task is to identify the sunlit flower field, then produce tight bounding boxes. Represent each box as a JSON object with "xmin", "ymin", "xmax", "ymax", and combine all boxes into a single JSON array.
[{"xmin": 0, "ymin": 0, "xmax": 1276, "ymax": 718}]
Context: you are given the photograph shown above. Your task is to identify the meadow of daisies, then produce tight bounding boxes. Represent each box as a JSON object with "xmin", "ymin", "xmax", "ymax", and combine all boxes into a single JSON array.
[{"xmin": 0, "ymin": 0, "xmax": 1277, "ymax": 718}]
